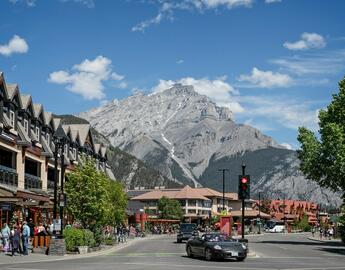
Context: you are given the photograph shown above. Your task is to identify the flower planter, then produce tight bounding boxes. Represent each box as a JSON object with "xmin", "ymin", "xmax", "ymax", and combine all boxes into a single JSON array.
[{"xmin": 77, "ymin": 246, "xmax": 89, "ymax": 254}]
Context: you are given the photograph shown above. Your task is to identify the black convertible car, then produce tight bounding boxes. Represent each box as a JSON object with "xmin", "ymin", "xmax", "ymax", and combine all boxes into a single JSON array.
[{"xmin": 186, "ymin": 233, "xmax": 247, "ymax": 261}]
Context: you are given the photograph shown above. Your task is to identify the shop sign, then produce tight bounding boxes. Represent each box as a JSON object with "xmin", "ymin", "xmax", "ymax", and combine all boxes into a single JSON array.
[{"xmin": 53, "ymin": 219, "xmax": 61, "ymax": 232}]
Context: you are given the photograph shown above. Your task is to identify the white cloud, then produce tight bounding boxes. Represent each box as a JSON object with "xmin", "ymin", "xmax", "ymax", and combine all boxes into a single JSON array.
[
  {"xmin": 271, "ymin": 49, "xmax": 345, "ymax": 75},
  {"xmin": 284, "ymin": 32, "xmax": 326, "ymax": 51},
  {"xmin": 238, "ymin": 67, "xmax": 293, "ymax": 88},
  {"xmin": 151, "ymin": 76, "xmax": 244, "ymax": 113},
  {"xmin": 265, "ymin": 0, "xmax": 281, "ymax": 3},
  {"xmin": 9, "ymin": 0, "xmax": 36, "ymax": 7},
  {"xmin": 60, "ymin": 0, "xmax": 95, "ymax": 8},
  {"xmin": 236, "ymin": 95, "xmax": 319, "ymax": 131},
  {"xmin": 176, "ymin": 59, "xmax": 184, "ymax": 64},
  {"xmin": 0, "ymin": 35, "xmax": 29, "ymax": 56},
  {"xmin": 48, "ymin": 56, "xmax": 125, "ymax": 100},
  {"xmin": 280, "ymin": 143, "xmax": 293, "ymax": 150},
  {"xmin": 132, "ymin": 0, "xmax": 253, "ymax": 32}
]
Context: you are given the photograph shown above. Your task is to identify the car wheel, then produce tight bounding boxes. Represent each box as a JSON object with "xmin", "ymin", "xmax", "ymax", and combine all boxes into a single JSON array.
[
  {"xmin": 204, "ymin": 248, "xmax": 213, "ymax": 261},
  {"xmin": 177, "ymin": 239, "xmax": 182, "ymax": 243},
  {"xmin": 187, "ymin": 246, "xmax": 193, "ymax": 258}
]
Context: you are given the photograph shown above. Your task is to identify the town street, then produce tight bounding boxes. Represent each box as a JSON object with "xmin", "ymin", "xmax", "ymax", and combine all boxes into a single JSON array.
[{"xmin": 0, "ymin": 233, "xmax": 344, "ymax": 270}]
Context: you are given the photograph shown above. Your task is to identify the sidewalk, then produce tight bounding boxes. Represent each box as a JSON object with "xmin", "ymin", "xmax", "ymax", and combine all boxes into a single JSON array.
[
  {"xmin": 0, "ymin": 234, "xmax": 164, "ymax": 265},
  {"xmin": 307, "ymin": 235, "xmax": 343, "ymax": 245}
]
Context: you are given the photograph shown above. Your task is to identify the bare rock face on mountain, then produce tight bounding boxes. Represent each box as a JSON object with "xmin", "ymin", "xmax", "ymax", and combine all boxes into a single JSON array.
[{"xmin": 80, "ymin": 84, "xmax": 341, "ymax": 206}]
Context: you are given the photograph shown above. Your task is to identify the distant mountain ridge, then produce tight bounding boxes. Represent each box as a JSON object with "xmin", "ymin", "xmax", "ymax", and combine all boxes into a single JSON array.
[
  {"xmin": 80, "ymin": 84, "xmax": 342, "ymax": 206},
  {"xmin": 56, "ymin": 114, "xmax": 180, "ymax": 189}
]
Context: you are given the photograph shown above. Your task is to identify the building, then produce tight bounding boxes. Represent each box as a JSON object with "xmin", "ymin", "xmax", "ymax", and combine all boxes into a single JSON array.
[
  {"xmin": 130, "ymin": 185, "xmax": 238, "ymax": 222},
  {"xmin": 253, "ymin": 199, "xmax": 319, "ymax": 224},
  {"xmin": 0, "ymin": 71, "xmax": 114, "ymax": 227}
]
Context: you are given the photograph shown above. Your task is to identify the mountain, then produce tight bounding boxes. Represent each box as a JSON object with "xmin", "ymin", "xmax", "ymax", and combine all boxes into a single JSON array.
[
  {"xmin": 56, "ymin": 115, "xmax": 180, "ymax": 189},
  {"xmin": 80, "ymin": 84, "xmax": 342, "ymax": 206}
]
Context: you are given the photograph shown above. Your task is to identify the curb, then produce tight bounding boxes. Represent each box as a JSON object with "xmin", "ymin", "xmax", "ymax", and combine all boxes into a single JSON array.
[
  {"xmin": 307, "ymin": 237, "xmax": 343, "ymax": 244},
  {"xmin": 0, "ymin": 234, "xmax": 165, "ymax": 265}
]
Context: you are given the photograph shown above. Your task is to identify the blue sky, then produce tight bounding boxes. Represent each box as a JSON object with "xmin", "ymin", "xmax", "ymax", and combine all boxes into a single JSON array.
[{"xmin": 1, "ymin": 0, "xmax": 345, "ymax": 149}]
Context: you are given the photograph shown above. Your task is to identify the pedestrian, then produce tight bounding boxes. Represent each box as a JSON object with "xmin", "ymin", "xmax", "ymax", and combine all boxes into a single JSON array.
[
  {"xmin": 1, "ymin": 223, "xmax": 10, "ymax": 252},
  {"xmin": 22, "ymin": 221, "xmax": 30, "ymax": 255},
  {"xmin": 319, "ymin": 228, "xmax": 323, "ymax": 239},
  {"xmin": 10, "ymin": 225, "xmax": 21, "ymax": 256},
  {"xmin": 311, "ymin": 226, "xmax": 316, "ymax": 237}
]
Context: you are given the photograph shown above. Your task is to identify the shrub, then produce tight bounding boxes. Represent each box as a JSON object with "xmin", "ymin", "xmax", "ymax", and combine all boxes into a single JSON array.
[
  {"xmin": 63, "ymin": 228, "xmax": 85, "ymax": 251},
  {"xmin": 83, "ymin": 229, "xmax": 96, "ymax": 248}
]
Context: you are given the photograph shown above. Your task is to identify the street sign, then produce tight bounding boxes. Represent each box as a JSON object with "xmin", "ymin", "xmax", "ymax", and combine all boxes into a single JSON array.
[{"xmin": 53, "ymin": 219, "xmax": 61, "ymax": 232}]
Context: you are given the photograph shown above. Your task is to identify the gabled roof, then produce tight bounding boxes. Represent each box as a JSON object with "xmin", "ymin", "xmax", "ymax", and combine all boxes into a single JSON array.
[
  {"xmin": 0, "ymin": 73, "xmax": 9, "ymax": 100},
  {"xmin": 132, "ymin": 185, "xmax": 210, "ymax": 201},
  {"xmin": 44, "ymin": 112, "xmax": 53, "ymax": 126},
  {"xmin": 6, "ymin": 83, "xmax": 23, "ymax": 108},
  {"xmin": 6, "ymin": 84, "xmax": 19, "ymax": 100},
  {"xmin": 69, "ymin": 129, "xmax": 80, "ymax": 143},
  {"xmin": 52, "ymin": 118, "xmax": 61, "ymax": 131},
  {"xmin": 100, "ymin": 146, "xmax": 107, "ymax": 158},
  {"xmin": 94, "ymin": 144, "xmax": 101, "ymax": 154},
  {"xmin": 20, "ymin": 94, "xmax": 33, "ymax": 110},
  {"xmin": 41, "ymin": 137, "xmax": 53, "ymax": 158},
  {"xmin": 174, "ymin": 185, "xmax": 210, "ymax": 200},
  {"xmin": 67, "ymin": 124, "xmax": 91, "ymax": 147},
  {"xmin": 17, "ymin": 122, "xmax": 32, "ymax": 146},
  {"xmin": 196, "ymin": 188, "xmax": 235, "ymax": 200},
  {"xmin": 33, "ymin": 103, "xmax": 43, "ymax": 119}
]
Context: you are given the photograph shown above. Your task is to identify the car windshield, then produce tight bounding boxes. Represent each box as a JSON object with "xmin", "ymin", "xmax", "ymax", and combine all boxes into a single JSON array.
[
  {"xmin": 180, "ymin": 224, "xmax": 196, "ymax": 232},
  {"xmin": 204, "ymin": 234, "xmax": 233, "ymax": 242}
]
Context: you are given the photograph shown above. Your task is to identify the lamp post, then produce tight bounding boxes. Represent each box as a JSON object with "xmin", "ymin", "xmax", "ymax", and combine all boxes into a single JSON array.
[
  {"xmin": 258, "ymin": 192, "xmax": 261, "ymax": 234},
  {"xmin": 218, "ymin": 169, "xmax": 229, "ymax": 212},
  {"xmin": 53, "ymin": 125, "xmax": 69, "ymax": 238}
]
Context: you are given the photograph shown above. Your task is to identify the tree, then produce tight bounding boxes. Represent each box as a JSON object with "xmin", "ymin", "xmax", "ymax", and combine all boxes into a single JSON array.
[
  {"xmin": 297, "ymin": 76, "xmax": 345, "ymax": 200},
  {"xmin": 65, "ymin": 159, "xmax": 127, "ymax": 232},
  {"xmin": 157, "ymin": 196, "xmax": 183, "ymax": 220}
]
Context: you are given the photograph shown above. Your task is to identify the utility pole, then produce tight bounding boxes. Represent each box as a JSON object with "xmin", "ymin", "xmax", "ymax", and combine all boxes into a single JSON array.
[
  {"xmin": 218, "ymin": 169, "xmax": 229, "ymax": 212},
  {"xmin": 241, "ymin": 162, "xmax": 246, "ymax": 240}
]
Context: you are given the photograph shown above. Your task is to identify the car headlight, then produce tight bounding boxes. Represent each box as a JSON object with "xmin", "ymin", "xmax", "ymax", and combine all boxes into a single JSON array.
[
  {"xmin": 214, "ymin": 245, "xmax": 222, "ymax": 250},
  {"xmin": 241, "ymin": 244, "xmax": 247, "ymax": 250}
]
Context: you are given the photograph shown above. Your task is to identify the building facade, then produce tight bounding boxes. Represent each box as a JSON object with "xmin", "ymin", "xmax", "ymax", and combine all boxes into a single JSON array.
[{"xmin": 0, "ymin": 71, "xmax": 114, "ymax": 227}]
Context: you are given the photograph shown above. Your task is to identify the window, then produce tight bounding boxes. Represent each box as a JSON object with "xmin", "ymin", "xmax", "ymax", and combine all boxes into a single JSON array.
[
  {"xmin": 46, "ymin": 133, "xmax": 50, "ymax": 145},
  {"xmin": 64, "ymin": 144, "xmax": 68, "ymax": 155},
  {"xmin": 24, "ymin": 119, "xmax": 29, "ymax": 134},
  {"xmin": 9, "ymin": 110, "xmax": 15, "ymax": 127},
  {"xmin": 35, "ymin": 126, "xmax": 40, "ymax": 140},
  {"xmin": 73, "ymin": 148, "xmax": 77, "ymax": 159},
  {"xmin": 188, "ymin": 200, "xmax": 196, "ymax": 207},
  {"xmin": 188, "ymin": 209, "xmax": 196, "ymax": 214}
]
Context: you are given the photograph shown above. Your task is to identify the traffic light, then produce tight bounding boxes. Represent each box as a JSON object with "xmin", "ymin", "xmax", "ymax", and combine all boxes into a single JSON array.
[{"xmin": 238, "ymin": 175, "xmax": 250, "ymax": 200}]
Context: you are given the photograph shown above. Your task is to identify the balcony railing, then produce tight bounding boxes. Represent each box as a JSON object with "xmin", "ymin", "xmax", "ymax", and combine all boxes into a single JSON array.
[
  {"xmin": 0, "ymin": 165, "xmax": 18, "ymax": 187},
  {"xmin": 25, "ymin": 173, "xmax": 42, "ymax": 189},
  {"xmin": 47, "ymin": 179, "xmax": 55, "ymax": 190}
]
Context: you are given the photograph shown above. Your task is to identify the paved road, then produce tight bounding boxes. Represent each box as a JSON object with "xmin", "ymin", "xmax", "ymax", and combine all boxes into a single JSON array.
[{"xmin": 0, "ymin": 233, "xmax": 344, "ymax": 270}]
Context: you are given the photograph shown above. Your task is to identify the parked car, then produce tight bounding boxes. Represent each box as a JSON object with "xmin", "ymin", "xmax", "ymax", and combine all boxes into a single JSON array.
[
  {"xmin": 177, "ymin": 223, "xmax": 198, "ymax": 243},
  {"xmin": 186, "ymin": 233, "xmax": 247, "ymax": 261}
]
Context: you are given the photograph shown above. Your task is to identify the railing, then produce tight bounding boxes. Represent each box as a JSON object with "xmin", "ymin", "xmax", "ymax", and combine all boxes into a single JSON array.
[
  {"xmin": 47, "ymin": 179, "xmax": 55, "ymax": 190},
  {"xmin": 0, "ymin": 165, "xmax": 18, "ymax": 187},
  {"xmin": 25, "ymin": 173, "xmax": 42, "ymax": 189}
]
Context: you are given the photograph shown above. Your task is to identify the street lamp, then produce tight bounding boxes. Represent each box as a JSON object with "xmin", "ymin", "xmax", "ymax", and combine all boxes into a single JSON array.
[
  {"xmin": 53, "ymin": 124, "xmax": 69, "ymax": 238},
  {"xmin": 218, "ymin": 169, "xmax": 229, "ymax": 212}
]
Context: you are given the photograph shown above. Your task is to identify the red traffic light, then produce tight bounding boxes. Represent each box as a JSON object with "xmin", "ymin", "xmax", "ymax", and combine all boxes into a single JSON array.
[{"xmin": 241, "ymin": 177, "xmax": 248, "ymax": 184}]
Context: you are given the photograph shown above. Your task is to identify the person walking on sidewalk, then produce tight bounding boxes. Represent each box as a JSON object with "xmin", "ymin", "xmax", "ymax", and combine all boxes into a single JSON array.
[
  {"xmin": 10, "ymin": 225, "xmax": 21, "ymax": 256},
  {"xmin": 22, "ymin": 221, "xmax": 30, "ymax": 255},
  {"xmin": 1, "ymin": 223, "xmax": 10, "ymax": 252}
]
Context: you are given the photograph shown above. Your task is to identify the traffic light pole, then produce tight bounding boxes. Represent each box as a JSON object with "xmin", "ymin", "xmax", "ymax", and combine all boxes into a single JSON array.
[{"xmin": 241, "ymin": 163, "xmax": 246, "ymax": 240}]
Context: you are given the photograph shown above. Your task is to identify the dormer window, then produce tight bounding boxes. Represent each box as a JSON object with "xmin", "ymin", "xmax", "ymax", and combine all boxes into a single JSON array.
[
  {"xmin": 73, "ymin": 148, "xmax": 77, "ymax": 159},
  {"xmin": 35, "ymin": 126, "xmax": 40, "ymax": 140},
  {"xmin": 9, "ymin": 110, "xmax": 15, "ymax": 127},
  {"xmin": 46, "ymin": 133, "xmax": 50, "ymax": 145},
  {"xmin": 24, "ymin": 119, "xmax": 29, "ymax": 134},
  {"xmin": 64, "ymin": 144, "xmax": 68, "ymax": 155}
]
